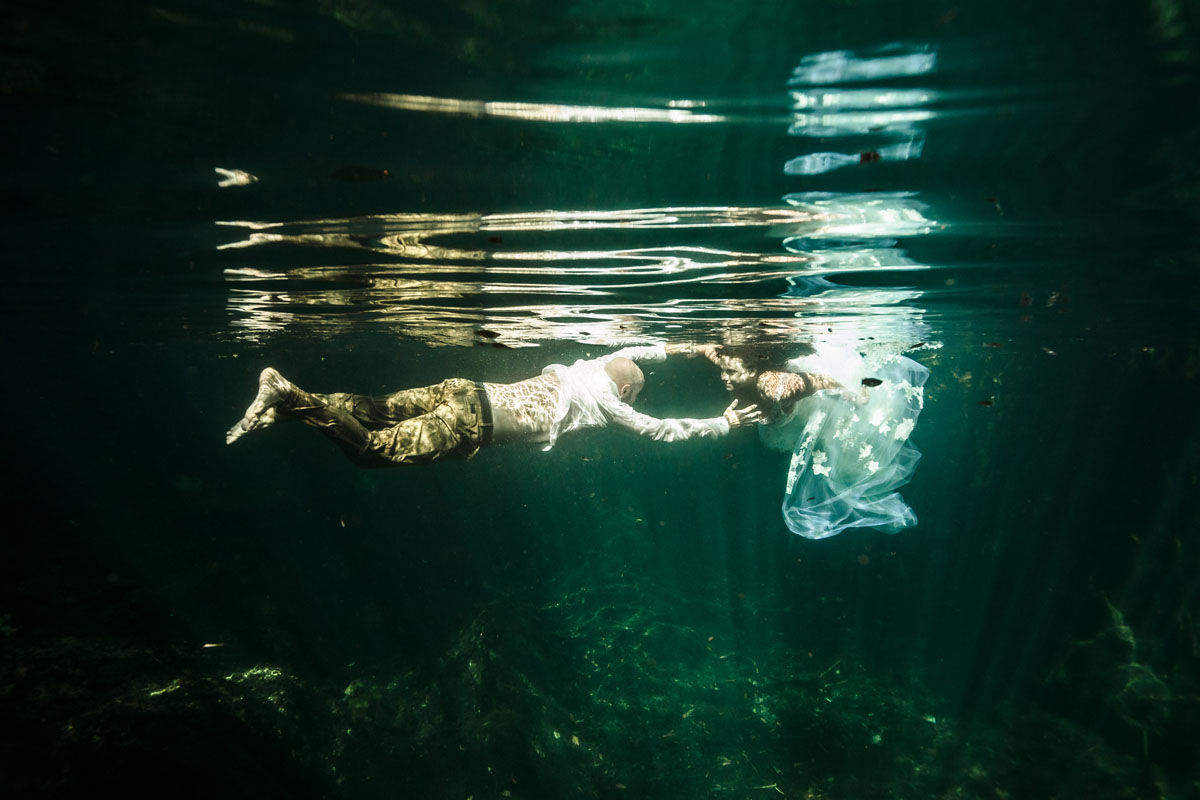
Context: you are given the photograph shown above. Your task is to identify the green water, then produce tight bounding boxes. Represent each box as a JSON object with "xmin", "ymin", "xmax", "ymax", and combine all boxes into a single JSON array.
[{"xmin": 2, "ymin": 0, "xmax": 1199, "ymax": 797}]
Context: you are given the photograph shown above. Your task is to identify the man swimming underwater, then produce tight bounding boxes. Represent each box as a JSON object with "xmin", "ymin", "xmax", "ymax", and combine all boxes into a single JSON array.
[{"xmin": 226, "ymin": 344, "xmax": 762, "ymax": 466}]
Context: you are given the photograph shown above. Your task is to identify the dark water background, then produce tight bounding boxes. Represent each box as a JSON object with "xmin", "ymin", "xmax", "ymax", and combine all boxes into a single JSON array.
[{"xmin": 3, "ymin": 1, "xmax": 1199, "ymax": 797}]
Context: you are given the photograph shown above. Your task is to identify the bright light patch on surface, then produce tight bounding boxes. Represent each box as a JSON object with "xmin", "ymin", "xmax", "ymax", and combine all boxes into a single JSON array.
[{"xmin": 337, "ymin": 92, "xmax": 729, "ymax": 124}]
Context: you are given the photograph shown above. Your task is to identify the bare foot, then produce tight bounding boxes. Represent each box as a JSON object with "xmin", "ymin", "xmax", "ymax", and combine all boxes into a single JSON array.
[{"xmin": 226, "ymin": 367, "xmax": 297, "ymax": 444}]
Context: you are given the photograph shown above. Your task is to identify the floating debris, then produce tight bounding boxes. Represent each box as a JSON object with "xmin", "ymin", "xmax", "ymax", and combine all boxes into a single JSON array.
[{"xmin": 214, "ymin": 167, "xmax": 258, "ymax": 187}]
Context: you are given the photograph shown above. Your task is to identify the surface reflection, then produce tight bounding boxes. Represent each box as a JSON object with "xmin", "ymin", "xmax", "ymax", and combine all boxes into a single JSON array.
[
  {"xmin": 220, "ymin": 195, "xmax": 937, "ymax": 348},
  {"xmin": 338, "ymin": 92, "xmax": 733, "ymax": 124},
  {"xmin": 787, "ymin": 43, "xmax": 937, "ymax": 85},
  {"xmin": 786, "ymin": 43, "xmax": 935, "ymax": 175},
  {"xmin": 221, "ymin": 48, "xmax": 953, "ymax": 351}
]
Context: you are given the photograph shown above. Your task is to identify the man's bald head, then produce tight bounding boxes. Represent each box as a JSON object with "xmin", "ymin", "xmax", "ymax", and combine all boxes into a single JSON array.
[{"xmin": 605, "ymin": 357, "xmax": 644, "ymax": 405}]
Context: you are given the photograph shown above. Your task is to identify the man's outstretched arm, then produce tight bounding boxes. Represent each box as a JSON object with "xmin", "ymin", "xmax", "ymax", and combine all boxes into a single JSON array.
[
  {"xmin": 606, "ymin": 397, "xmax": 761, "ymax": 442},
  {"xmin": 692, "ymin": 343, "xmax": 725, "ymax": 366},
  {"xmin": 604, "ymin": 342, "xmax": 704, "ymax": 364},
  {"xmin": 664, "ymin": 343, "xmax": 699, "ymax": 357}
]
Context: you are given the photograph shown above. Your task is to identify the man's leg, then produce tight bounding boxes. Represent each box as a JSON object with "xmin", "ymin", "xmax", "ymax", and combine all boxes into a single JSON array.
[
  {"xmin": 227, "ymin": 370, "xmax": 484, "ymax": 466},
  {"xmin": 316, "ymin": 386, "xmax": 444, "ymax": 428},
  {"xmin": 352, "ymin": 409, "xmax": 467, "ymax": 466},
  {"xmin": 226, "ymin": 367, "xmax": 298, "ymax": 444},
  {"xmin": 307, "ymin": 379, "xmax": 487, "ymax": 466},
  {"xmin": 228, "ymin": 370, "xmax": 445, "ymax": 442}
]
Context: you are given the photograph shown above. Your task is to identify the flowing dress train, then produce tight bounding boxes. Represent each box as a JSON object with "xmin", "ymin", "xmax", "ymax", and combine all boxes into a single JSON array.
[{"xmin": 758, "ymin": 345, "xmax": 929, "ymax": 539}]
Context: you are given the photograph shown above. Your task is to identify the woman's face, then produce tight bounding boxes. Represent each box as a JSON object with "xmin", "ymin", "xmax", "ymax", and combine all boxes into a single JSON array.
[{"xmin": 718, "ymin": 356, "xmax": 756, "ymax": 392}]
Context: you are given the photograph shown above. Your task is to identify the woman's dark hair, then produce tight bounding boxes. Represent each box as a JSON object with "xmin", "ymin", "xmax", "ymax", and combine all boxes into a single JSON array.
[{"xmin": 720, "ymin": 342, "xmax": 811, "ymax": 373}]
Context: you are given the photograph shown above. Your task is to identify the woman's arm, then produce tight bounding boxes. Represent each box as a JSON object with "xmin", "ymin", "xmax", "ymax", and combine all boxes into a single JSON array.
[{"xmin": 757, "ymin": 370, "xmax": 841, "ymax": 403}]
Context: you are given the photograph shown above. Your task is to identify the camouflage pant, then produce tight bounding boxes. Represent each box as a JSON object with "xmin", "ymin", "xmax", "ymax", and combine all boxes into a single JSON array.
[{"xmin": 294, "ymin": 378, "xmax": 492, "ymax": 467}]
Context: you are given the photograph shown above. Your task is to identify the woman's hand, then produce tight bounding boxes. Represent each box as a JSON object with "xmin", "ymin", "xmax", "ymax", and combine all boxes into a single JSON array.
[
  {"xmin": 694, "ymin": 343, "xmax": 722, "ymax": 362},
  {"xmin": 723, "ymin": 399, "xmax": 763, "ymax": 428}
]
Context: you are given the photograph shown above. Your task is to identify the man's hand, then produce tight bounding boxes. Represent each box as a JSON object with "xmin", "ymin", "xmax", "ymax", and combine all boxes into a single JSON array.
[
  {"xmin": 695, "ymin": 344, "xmax": 722, "ymax": 361},
  {"xmin": 723, "ymin": 399, "xmax": 763, "ymax": 428}
]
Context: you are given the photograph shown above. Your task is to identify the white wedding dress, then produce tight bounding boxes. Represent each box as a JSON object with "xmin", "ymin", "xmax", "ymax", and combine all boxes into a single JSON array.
[{"xmin": 757, "ymin": 344, "xmax": 929, "ymax": 539}]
